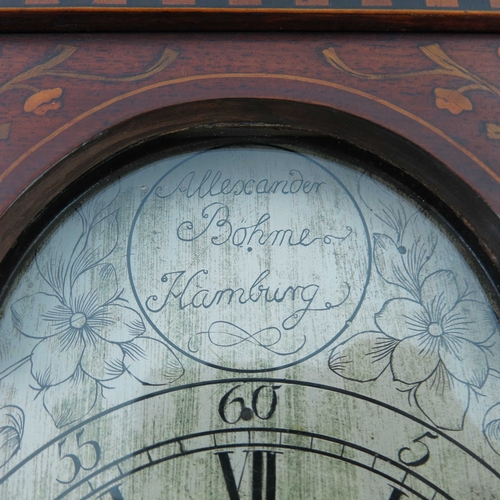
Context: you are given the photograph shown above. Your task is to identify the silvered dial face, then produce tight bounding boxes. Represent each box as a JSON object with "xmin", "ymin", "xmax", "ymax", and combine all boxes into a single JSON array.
[{"xmin": 0, "ymin": 146, "xmax": 499, "ymax": 499}]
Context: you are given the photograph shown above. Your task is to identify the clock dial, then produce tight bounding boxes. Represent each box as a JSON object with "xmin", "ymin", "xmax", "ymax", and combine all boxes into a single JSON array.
[
  {"xmin": 2, "ymin": 382, "xmax": 498, "ymax": 499},
  {"xmin": 0, "ymin": 146, "xmax": 499, "ymax": 498}
]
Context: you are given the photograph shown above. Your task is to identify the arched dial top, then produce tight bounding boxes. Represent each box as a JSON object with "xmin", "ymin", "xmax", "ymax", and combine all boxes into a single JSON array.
[{"xmin": 0, "ymin": 145, "xmax": 499, "ymax": 499}]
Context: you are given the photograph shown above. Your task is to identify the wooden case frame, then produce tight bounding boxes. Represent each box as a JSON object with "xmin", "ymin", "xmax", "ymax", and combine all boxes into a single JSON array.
[
  {"xmin": 1, "ymin": 29, "xmax": 499, "ymax": 291},
  {"xmin": 0, "ymin": 9, "xmax": 500, "ymax": 499}
]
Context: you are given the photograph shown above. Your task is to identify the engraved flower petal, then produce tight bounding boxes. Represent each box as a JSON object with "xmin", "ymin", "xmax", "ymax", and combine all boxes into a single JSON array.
[
  {"xmin": 123, "ymin": 337, "xmax": 184, "ymax": 386},
  {"xmin": 375, "ymin": 298, "xmax": 428, "ymax": 340},
  {"xmin": 80, "ymin": 335, "xmax": 124, "ymax": 381},
  {"xmin": 391, "ymin": 333, "xmax": 440, "ymax": 384},
  {"xmin": 440, "ymin": 336, "xmax": 488, "ymax": 388},
  {"xmin": 23, "ymin": 88, "xmax": 63, "ymax": 116},
  {"xmin": 90, "ymin": 304, "xmax": 145, "ymax": 343},
  {"xmin": 420, "ymin": 270, "xmax": 459, "ymax": 322},
  {"xmin": 442, "ymin": 299, "xmax": 497, "ymax": 344},
  {"xmin": 11, "ymin": 293, "xmax": 70, "ymax": 339},
  {"xmin": 329, "ymin": 331, "xmax": 396, "ymax": 382},
  {"xmin": 43, "ymin": 369, "xmax": 97, "ymax": 428},
  {"xmin": 415, "ymin": 363, "xmax": 469, "ymax": 431},
  {"xmin": 31, "ymin": 332, "xmax": 84, "ymax": 387},
  {"xmin": 434, "ymin": 88, "xmax": 473, "ymax": 115}
]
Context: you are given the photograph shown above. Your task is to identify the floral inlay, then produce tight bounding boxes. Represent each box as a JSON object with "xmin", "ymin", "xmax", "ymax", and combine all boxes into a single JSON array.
[
  {"xmin": 23, "ymin": 88, "xmax": 63, "ymax": 116},
  {"xmin": 323, "ymin": 43, "xmax": 500, "ymax": 128},
  {"xmin": 434, "ymin": 88, "xmax": 473, "ymax": 115}
]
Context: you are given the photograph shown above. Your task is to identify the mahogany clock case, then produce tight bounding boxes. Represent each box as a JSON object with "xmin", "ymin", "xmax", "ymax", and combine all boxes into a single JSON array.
[{"xmin": 1, "ymin": 31, "xmax": 500, "ymax": 500}]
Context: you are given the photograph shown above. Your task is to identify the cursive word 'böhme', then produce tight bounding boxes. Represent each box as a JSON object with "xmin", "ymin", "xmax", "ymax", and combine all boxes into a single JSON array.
[{"xmin": 177, "ymin": 203, "xmax": 351, "ymax": 248}]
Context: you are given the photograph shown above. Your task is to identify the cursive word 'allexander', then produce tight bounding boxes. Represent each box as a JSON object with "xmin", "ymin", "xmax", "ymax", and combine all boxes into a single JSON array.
[
  {"xmin": 145, "ymin": 269, "xmax": 346, "ymax": 330},
  {"xmin": 155, "ymin": 169, "xmax": 325, "ymax": 199}
]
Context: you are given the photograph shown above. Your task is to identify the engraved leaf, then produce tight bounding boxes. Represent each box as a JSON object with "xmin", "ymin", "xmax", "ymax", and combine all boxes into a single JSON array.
[
  {"xmin": 70, "ymin": 211, "xmax": 118, "ymax": 282},
  {"xmin": 80, "ymin": 182, "xmax": 120, "ymax": 229},
  {"xmin": 484, "ymin": 403, "xmax": 500, "ymax": 456},
  {"xmin": 0, "ymin": 406, "xmax": 24, "ymax": 468},
  {"xmin": 329, "ymin": 331, "xmax": 396, "ymax": 382},
  {"xmin": 43, "ymin": 369, "xmax": 98, "ymax": 428},
  {"xmin": 373, "ymin": 233, "xmax": 417, "ymax": 297},
  {"xmin": 358, "ymin": 175, "xmax": 407, "ymax": 236},
  {"xmin": 401, "ymin": 212, "xmax": 438, "ymax": 285},
  {"xmin": 36, "ymin": 220, "xmax": 85, "ymax": 297},
  {"xmin": 124, "ymin": 337, "xmax": 184, "ymax": 386}
]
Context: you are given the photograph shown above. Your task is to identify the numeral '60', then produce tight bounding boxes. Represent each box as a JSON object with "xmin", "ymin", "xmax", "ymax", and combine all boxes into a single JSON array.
[{"xmin": 219, "ymin": 385, "xmax": 281, "ymax": 424}]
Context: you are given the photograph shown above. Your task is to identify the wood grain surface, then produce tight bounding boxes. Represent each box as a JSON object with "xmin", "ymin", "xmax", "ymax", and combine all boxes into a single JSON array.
[
  {"xmin": 2, "ymin": 9, "xmax": 500, "ymax": 33},
  {"xmin": 0, "ymin": 33, "xmax": 499, "ymax": 284}
]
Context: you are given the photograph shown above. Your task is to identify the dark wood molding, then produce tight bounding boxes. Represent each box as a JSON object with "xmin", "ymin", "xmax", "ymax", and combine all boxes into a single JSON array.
[
  {"xmin": 2, "ymin": 9, "xmax": 500, "ymax": 33},
  {"xmin": 2, "ymin": 99, "xmax": 499, "ymax": 294}
]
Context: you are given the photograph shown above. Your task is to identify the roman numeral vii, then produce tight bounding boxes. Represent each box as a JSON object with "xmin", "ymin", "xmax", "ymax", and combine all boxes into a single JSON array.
[{"xmin": 216, "ymin": 451, "xmax": 277, "ymax": 500}]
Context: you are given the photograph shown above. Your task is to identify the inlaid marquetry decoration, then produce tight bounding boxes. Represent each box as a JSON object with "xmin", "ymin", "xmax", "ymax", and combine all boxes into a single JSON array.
[
  {"xmin": 1, "ymin": 44, "xmax": 177, "ymax": 116},
  {"xmin": 2, "ymin": 0, "xmax": 500, "ymax": 9},
  {"xmin": 323, "ymin": 43, "xmax": 500, "ymax": 140},
  {"xmin": 0, "ymin": 146, "xmax": 499, "ymax": 498}
]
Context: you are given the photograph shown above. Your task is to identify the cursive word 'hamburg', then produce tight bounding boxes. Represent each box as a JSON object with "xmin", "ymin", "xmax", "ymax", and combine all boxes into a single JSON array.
[{"xmin": 145, "ymin": 269, "xmax": 338, "ymax": 330}]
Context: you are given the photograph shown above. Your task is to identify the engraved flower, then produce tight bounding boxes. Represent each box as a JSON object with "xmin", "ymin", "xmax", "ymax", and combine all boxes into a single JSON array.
[
  {"xmin": 23, "ymin": 87, "xmax": 63, "ymax": 116},
  {"xmin": 330, "ymin": 270, "xmax": 498, "ymax": 430},
  {"xmin": 377, "ymin": 270, "xmax": 496, "ymax": 387},
  {"xmin": 434, "ymin": 88, "xmax": 472, "ymax": 115},
  {"xmin": 12, "ymin": 264, "xmax": 145, "ymax": 389},
  {"xmin": 5, "ymin": 187, "xmax": 184, "ymax": 429},
  {"xmin": 11, "ymin": 264, "xmax": 146, "ymax": 427}
]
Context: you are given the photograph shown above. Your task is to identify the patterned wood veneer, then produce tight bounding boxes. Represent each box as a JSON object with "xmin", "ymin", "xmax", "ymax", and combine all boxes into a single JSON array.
[{"xmin": 2, "ymin": 0, "xmax": 499, "ymax": 9}]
